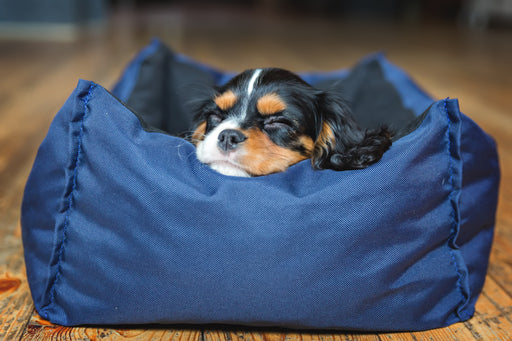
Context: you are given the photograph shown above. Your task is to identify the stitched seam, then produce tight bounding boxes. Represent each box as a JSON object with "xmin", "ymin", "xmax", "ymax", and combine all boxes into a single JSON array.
[
  {"xmin": 42, "ymin": 83, "xmax": 96, "ymax": 318},
  {"xmin": 443, "ymin": 99, "xmax": 468, "ymax": 320}
]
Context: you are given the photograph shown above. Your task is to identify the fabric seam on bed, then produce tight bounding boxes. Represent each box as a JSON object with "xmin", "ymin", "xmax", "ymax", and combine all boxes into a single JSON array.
[
  {"xmin": 41, "ymin": 83, "xmax": 96, "ymax": 319},
  {"xmin": 443, "ymin": 98, "xmax": 470, "ymax": 321}
]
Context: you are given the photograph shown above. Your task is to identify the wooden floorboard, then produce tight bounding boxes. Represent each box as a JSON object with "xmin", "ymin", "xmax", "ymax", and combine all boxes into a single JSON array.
[{"xmin": 1, "ymin": 4, "xmax": 511, "ymax": 341}]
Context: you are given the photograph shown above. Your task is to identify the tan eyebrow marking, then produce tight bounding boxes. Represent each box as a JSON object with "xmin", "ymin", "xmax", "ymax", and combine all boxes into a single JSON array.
[
  {"xmin": 257, "ymin": 93, "xmax": 287, "ymax": 115},
  {"xmin": 214, "ymin": 90, "xmax": 238, "ymax": 110}
]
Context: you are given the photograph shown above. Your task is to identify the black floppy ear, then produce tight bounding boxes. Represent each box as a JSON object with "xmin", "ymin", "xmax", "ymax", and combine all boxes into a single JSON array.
[{"xmin": 312, "ymin": 92, "xmax": 392, "ymax": 171}]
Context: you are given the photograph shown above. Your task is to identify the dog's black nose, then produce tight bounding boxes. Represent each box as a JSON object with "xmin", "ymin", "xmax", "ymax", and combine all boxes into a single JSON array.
[{"xmin": 218, "ymin": 129, "xmax": 247, "ymax": 151}]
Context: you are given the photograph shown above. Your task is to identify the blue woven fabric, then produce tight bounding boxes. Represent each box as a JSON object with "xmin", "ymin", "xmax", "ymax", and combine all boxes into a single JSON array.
[{"xmin": 21, "ymin": 43, "xmax": 499, "ymax": 331}]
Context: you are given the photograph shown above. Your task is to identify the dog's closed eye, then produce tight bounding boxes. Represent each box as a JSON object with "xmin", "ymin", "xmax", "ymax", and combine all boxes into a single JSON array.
[{"xmin": 263, "ymin": 116, "xmax": 293, "ymax": 131}]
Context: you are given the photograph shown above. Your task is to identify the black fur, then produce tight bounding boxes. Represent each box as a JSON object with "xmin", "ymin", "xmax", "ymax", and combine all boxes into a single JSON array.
[{"xmin": 312, "ymin": 91, "xmax": 393, "ymax": 170}]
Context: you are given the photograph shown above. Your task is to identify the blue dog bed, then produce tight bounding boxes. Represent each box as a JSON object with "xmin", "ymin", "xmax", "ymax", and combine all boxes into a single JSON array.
[{"xmin": 21, "ymin": 39, "xmax": 500, "ymax": 331}]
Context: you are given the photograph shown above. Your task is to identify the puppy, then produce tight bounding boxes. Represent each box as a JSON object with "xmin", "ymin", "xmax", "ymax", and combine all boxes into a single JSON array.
[{"xmin": 190, "ymin": 68, "xmax": 392, "ymax": 177}]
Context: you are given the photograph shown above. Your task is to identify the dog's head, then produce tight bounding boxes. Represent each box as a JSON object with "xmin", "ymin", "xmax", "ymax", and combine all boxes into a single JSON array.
[{"xmin": 191, "ymin": 68, "xmax": 392, "ymax": 177}]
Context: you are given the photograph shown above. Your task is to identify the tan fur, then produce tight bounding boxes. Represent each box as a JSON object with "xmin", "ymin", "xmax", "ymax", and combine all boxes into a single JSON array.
[
  {"xmin": 214, "ymin": 90, "xmax": 238, "ymax": 110},
  {"xmin": 257, "ymin": 93, "xmax": 287, "ymax": 115},
  {"xmin": 238, "ymin": 128, "xmax": 309, "ymax": 176},
  {"xmin": 315, "ymin": 122, "xmax": 335, "ymax": 149},
  {"xmin": 191, "ymin": 121, "xmax": 207, "ymax": 145}
]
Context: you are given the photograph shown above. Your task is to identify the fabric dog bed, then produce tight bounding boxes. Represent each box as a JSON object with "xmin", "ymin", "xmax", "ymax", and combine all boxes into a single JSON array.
[{"xmin": 21, "ymin": 39, "xmax": 500, "ymax": 331}]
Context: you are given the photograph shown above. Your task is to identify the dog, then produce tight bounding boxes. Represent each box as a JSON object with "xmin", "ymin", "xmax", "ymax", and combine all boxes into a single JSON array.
[{"xmin": 190, "ymin": 68, "xmax": 392, "ymax": 177}]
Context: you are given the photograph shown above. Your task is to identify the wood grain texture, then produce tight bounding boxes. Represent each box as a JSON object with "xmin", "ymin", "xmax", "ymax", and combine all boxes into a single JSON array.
[
  {"xmin": 1, "ymin": 4, "xmax": 511, "ymax": 340},
  {"xmin": 22, "ymin": 314, "xmax": 202, "ymax": 341},
  {"xmin": 0, "ymin": 227, "xmax": 34, "ymax": 340}
]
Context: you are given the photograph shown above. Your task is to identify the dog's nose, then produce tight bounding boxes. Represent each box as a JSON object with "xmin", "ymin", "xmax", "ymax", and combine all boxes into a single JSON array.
[{"xmin": 218, "ymin": 129, "xmax": 247, "ymax": 151}]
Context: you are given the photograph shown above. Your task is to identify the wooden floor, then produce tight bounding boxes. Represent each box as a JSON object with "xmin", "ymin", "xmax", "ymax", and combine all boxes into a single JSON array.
[{"xmin": 1, "ymin": 5, "xmax": 511, "ymax": 340}]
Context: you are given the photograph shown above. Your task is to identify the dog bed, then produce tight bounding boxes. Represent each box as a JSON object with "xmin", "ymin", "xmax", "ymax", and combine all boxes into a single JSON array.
[{"xmin": 21, "ymin": 39, "xmax": 500, "ymax": 331}]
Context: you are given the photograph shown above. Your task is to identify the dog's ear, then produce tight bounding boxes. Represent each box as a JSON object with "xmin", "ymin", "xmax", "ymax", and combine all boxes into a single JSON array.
[{"xmin": 312, "ymin": 92, "xmax": 392, "ymax": 170}]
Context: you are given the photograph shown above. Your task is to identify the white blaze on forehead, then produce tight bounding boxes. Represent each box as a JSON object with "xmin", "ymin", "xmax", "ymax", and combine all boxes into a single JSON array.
[
  {"xmin": 247, "ymin": 69, "xmax": 262, "ymax": 95},
  {"xmin": 239, "ymin": 69, "xmax": 262, "ymax": 121}
]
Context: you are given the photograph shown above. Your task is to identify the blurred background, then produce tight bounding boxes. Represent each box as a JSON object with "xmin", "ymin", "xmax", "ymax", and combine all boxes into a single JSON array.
[
  {"xmin": 2, "ymin": 0, "xmax": 512, "ymax": 42},
  {"xmin": 1, "ymin": 0, "xmax": 511, "ymax": 76},
  {"xmin": 2, "ymin": 0, "xmax": 512, "ymax": 35},
  {"xmin": 1, "ymin": 0, "xmax": 511, "ymax": 92}
]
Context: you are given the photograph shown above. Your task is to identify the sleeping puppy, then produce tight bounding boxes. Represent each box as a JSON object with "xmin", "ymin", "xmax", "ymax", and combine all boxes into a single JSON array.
[{"xmin": 190, "ymin": 68, "xmax": 392, "ymax": 177}]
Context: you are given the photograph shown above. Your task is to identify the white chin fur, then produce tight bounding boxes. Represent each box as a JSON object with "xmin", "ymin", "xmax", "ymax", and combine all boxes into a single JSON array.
[{"xmin": 210, "ymin": 162, "xmax": 251, "ymax": 177}]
